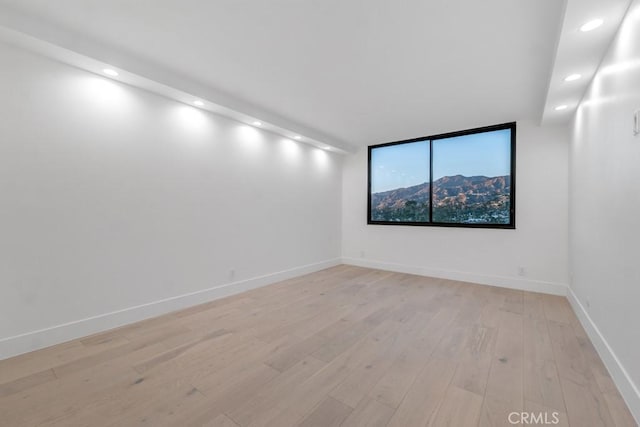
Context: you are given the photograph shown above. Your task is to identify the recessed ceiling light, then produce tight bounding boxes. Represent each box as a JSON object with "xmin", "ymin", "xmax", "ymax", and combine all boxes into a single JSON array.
[
  {"xmin": 555, "ymin": 105, "xmax": 568, "ymax": 111},
  {"xmin": 323, "ymin": 146, "xmax": 331, "ymax": 150},
  {"xmin": 193, "ymin": 100, "xmax": 205, "ymax": 107},
  {"xmin": 293, "ymin": 136, "xmax": 301, "ymax": 140},
  {"xmin": 564, "ymin": 74, "xmax": 582, "ymax": 82},
  {"xmin": 103, "ymin": 68, "xmax": 119, "ymax": 77},
  {"xmin": 580, "ymin": 19, "xmax": 603, "ymax": 32},
  {"xmin": 253, "ymin": 121, "xmax": 262, "ymax": 126}
]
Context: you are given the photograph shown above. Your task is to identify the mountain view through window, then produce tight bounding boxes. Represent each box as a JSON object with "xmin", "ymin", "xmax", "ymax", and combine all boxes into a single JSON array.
[{"xmin": 368, "ymin": 124, "xmax": 515, "ymax": 228}]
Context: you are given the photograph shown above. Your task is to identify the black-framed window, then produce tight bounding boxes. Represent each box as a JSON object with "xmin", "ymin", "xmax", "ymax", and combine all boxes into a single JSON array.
[{"xmin": 368, "ymin": 122, "xmax": 516, "ymax": 229}]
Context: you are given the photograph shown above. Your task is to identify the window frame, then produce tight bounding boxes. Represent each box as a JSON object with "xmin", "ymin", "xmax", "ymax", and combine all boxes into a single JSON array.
[{"xmin": 367, "ymin": 122, "xmax": 516, "ymax": 229}]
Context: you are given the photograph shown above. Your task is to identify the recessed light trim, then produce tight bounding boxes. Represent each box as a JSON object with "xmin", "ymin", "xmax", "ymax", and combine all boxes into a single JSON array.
[
  {"xmin": 564, "ymin": 74, "xmax": 582, "ymax": 82},
  {"xmin": 555, "ymin": 105, "xmax": 568, "ymax": 111},
  {"xmin": 95, "ymin": 69, "xmax": 338, "ymax": 151},
  {"xmin": 580, "ymin": 19, "xmax": 603, "ymax": 32},
  {"xmin": 103, "ymin": 68, "xmax": 119, "ymax": 77}
]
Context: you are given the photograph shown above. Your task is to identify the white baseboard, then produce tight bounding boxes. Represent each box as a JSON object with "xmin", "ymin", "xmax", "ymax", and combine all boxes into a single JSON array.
[
  {"xmin": 567, "ymin": 288, "xmax": 640, "ymax": 425},
  {"xmin": 341, "ymin": 257, "xmax": 568, "ymax": 296},
  {"xmin": 0, "ymin": 258, "xmax": 341, "ymax": 361}
]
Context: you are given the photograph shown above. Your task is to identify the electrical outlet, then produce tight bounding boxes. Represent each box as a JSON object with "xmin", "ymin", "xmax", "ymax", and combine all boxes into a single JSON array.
[
  {"xmin": 517, "ymin": 266, "xmax": 526, "ymax": 276},
  {"xmin": 230, "ymin": 269, "xmax": 236, "ymax": 280}
]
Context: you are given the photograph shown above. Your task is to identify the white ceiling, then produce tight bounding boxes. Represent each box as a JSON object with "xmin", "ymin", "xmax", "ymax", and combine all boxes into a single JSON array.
[
  {"xmin": 0, "ymin": 0, "xmax": 630, "ymax": 150},
  {"xmin": 0, "ymin": 0, "xmax": 570, "ymax": 150},
  {"xmin": 542, "ymin": 0, "xmax": 631, "ymax": 124}
]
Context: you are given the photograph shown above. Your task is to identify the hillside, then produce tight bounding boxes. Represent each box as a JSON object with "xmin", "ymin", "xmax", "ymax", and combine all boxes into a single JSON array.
[{"xmin": 370, "ymin": 175, "xmax": 511, "ymax": 223}]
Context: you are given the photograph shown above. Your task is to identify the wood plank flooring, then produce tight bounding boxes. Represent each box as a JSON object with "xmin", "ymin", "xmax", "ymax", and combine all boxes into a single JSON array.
[{"xmin": 0, "ymin": 266, "xmax": 636, "ymax": 426}]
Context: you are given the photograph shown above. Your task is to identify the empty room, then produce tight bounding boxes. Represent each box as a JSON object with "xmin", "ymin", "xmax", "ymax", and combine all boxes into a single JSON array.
[{"xmin": 0, "ymin": 0, "xmax": 638, "ymax": 426}]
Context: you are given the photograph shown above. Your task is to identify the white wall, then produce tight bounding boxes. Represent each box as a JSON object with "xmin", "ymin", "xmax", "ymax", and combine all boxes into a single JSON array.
[
  {"xmin": 0, "ymin": 41, "xmax": 342, "ymax": 359},
  {"xmin": 569, "ymin": 0, "xmax": 640, "ymax": 419},
  {"xmin": 342, "ymin": 120, "xmax": 570, "ymax": 294}
]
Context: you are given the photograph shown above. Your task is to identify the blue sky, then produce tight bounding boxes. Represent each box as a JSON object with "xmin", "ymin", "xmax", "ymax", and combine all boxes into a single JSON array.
[
  {"xmin": 433, "ymin": 129, "xmax": 511, "ymax": 180},
  {"xmin": 371, "ymin": 140, "xmax": 430, "ymax": 193},
  {"xmin": 371, "ymin": 129, "xmax": 511, "ymax": 193}
]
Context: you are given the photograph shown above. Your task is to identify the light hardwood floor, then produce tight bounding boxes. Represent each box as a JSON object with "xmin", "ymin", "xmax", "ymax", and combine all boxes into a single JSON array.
[{"xmin": 0, "ymin": 266, "xmax": 636, "ymax": 427}]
